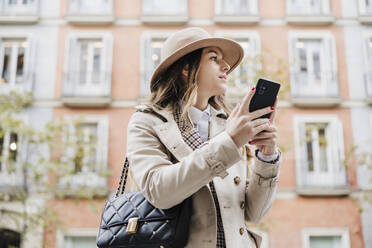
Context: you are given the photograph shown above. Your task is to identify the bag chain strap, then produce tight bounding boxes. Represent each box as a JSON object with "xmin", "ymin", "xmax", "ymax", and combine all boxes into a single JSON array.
[{"xmin": 115, "ymin": 157, "xmax": 129, "ymax": 197}]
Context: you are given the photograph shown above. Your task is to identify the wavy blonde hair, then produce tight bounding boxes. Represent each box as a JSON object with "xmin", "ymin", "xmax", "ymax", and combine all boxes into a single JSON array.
[{"xmin": 148, "ymin": 48, "xmax": 254, "ymax": 160}]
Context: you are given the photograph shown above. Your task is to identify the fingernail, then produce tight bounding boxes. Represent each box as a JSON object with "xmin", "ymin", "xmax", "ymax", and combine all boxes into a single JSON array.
[
  {"xmin": 251, "ymin": 87, "xmax": 255, "ymax": 91},
  {"xmin": 248, "ymin": 141, "xmax": 252, "ymax": 144},
  {"xmin": 270, "ymin": 106, "xmax": 274, "ymax": 110}
]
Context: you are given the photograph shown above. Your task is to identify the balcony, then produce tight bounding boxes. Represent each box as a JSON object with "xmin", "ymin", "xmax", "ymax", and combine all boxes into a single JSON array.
[
  {"xmin": 286, "ymin": 0, "xmax": 335, "ymax": 25},
  {"xmin": 213, "ymin": 0, "xmax": 259, "ymax": 25},
  {"xmin": 0, "ymin": 0, "xmax": 39, "ymax": 24},
  {"xmin": 140, "ymin": 0, "xmax": 188, "ymax": 25},
  {"xmin": 0, "ymin": 71, "xmax": 34, "ymax": 95},
  {"xmin": 290, "ymin": 71, "xmax": 342, "ymax": 107},
  {"xmin": 61, "ymin": 71, "xmax": 112, "ymax": 107},
  {"xmin": 365, "ymin": 70, "xmax": 372, "ymax": 104},
  {"xmin": 65, "ymin": 0, "xmax": 114, "ymax": 25},
  {"xmin": 295, "ymin": 159, "xmax": 350, "ymax": 196}
]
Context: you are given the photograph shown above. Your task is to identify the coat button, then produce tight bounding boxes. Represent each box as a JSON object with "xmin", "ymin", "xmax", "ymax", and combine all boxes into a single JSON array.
[
  {"xmin": 234, "ymin": 176, "xmax": 241, "ymax": 185},
  {"xmin": 239, "ymin": 227, "xmax": 244, "ymax": 235},
  {"xmin": 240, "ymin": 201, "xmax": 245, "ymax": 209}
]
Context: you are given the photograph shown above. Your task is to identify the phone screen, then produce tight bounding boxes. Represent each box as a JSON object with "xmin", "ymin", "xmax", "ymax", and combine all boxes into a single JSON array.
[{"xmin": 249, "ymin": 78, "xmax": 281, "ymax": 120}]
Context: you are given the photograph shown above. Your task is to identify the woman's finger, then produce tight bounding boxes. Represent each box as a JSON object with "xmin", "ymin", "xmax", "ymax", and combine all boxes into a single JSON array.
[
  {"xmin": 251, "ymin": 118, "xmax": 270, "ymax": 128},
  {"xmin": 249, "ymin": 138, "xmax": 276, "ymax": 146},
  {"xmin": 252, "ymin": 131, "xmax": 276, "ymax": 140},
  {"xmin": 270, "ymin": 97, "xmax": 278, "ymax": 124},
  {"xmin": 230, "ymin": 103, "xmax": 240, "ymax": 117},
  {"xmin": 249, "ymin": 106, "xmax": 274, "ymax": 121},
  {"xmin": 238, "ymin": 87, "xmax": 256, "ymax": 115}
]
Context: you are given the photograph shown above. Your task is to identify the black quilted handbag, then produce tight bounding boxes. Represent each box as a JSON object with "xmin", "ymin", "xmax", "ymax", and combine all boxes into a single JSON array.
[{"xmin": 96, "ymin": 157, "xmax": 193, "ymax": 248}]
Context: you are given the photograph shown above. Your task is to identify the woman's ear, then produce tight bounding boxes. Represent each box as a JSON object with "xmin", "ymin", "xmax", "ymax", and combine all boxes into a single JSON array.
[{"xmin": 182, "ymin": 64, "xmax": 189, "ymax": 78}]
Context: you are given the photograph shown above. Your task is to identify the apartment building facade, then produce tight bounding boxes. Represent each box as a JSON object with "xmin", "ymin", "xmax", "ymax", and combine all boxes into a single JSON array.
[{"xmin": 0, "ymin": 0, "xmax": 371, "ymax": 247}]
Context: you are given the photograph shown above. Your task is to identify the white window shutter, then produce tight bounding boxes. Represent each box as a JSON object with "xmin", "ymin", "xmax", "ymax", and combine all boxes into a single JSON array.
[
  {"xmin": 102, "ymin": 33, "xmax": 113, "ymax": 95},
  {"xmin": 68, "ymin": 35, "xmax": 79, "ymax": 74},
  {"xmin": 324, "ymin": 34, "xmax": 337, "ymax": 83},
  {"xmin": 250, "ymin": 34, "xmax": 261, "ymax": 56},
  {"xmin": 24, "ymin": 37, "xmax": 36, "ymax": 91},
  {"xmin": 296, "ymin": 121, "xmax": 307, "ymax": 186},
  {"xmin": 0, "ymin": 38, "xmax": 4, "ymax": 77},
  {"xmin": 97, "ymin": 118, "xmax": 108, "ymax": 171},
  {"xmin": 290, "ymin": 36, "xmax": 300, "ymax": 93},
  {"xmin": 250, "ymin": 0, "xmax": 258, "ymax": 14},
  {"xmin": 335, "ymin": 120, "xmax": 345, "ymax": 172}
]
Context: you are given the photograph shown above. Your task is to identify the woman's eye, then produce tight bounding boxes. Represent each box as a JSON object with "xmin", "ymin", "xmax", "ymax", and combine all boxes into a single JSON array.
[{"xmin": 211, "ymin": 56, "xmax": 217, "ymax": 61}]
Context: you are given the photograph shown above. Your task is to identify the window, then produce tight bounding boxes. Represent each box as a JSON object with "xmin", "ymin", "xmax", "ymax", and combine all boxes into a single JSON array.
[
  {"xmin": 64, "ymin": 236, "xmax": 97, "ymax": 248},
  {"xmin": 287, "ymin": 0, "xmax": 331, "ymax": 15},
  {"xmin": 214, "ymin": 31, "xmax": 260, "ymax": 94},
  {"xmin": 368, "ymin": 0, "xmax": 372, "ymax": 13},
  {"xmin": 142, "ymin": 0, "xmax": 187, "ymax": 16},
  {"xmin": 64, "ymin": 33, "xmax": 112, "ymax": 97},
  {"xmin": 60, "ymin": 229, "xmax": 98, "ymax": 248},
  {"xmin": 141, "ymin": 35, "xmax": 167, "ymax": 96},
  {"xmin": 294, "ymin": 116, "xmax": 346, "ymax": 187},
  {"xmin": 215, "ymin": 0, "xmax": 258, "ymax": 15},
  {"xmin": 59, "ymin": 116, "xmax": 108, "ymax": 189},
  {"xmin": 0, "ymin": 127, "xmax": 24, "ymax": 187},
  {"xmin": 310, "ymin": 236, "xmax": 341, "ymax": 248},
  {"xmin": 289, "ymin": 33, "xmax": 338, "ymax": 97},
  {"xmin": 0, "ymin": 130, "xmax": 19, "ymax": 173},
  {"xmin": 359, "ymin": 0, "xmax": 372, "ymax": 14},
  {"xmin": 0, "ymin": 38, "xmax": 29, "ymax": 87},
  {"xmin": 0, "ymin": 229, "xmax": 21, "ymax": 248},
  {"xmin": 302, "ymin": 228, "xmax": 350, "ymax": 248},
  {"xmin": 68, "ymin": 0, "xmax": 112, "ymax": 15},
  {"xmin": 1, "ymin": 0, "xmax": 38, "ymax": 14}
]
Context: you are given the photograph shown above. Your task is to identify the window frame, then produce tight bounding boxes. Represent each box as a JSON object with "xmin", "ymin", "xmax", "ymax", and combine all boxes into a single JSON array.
[
  {"xmin": 0, "ymin": 33, "xmax": 35, "ymax": 93},
  {"xmin": 141, "ymin": 0, "xmax": 188, "ymax": 16},
  {"xmin": 286, "ymin": 0, "xmax": 331, "ymax": 16},
  {"xmin": 57, "ymin": 228, "xmax": 98, "ymax": 248},
  {"xmin": 214, "ymin": 0, "xmax": 258, "ymax": 16},
  {"xmin": 140, "ymin": 31, "xmax": 175, "ymax": 97},
  {"xmin": 288, "ymin": 31, "xmax": 338, "ymax": 97},
  {"xmin": 302, "ymin": 227, "xmax": 350, "ymax": 248},
  {"xmin": 359, "ymin": 0, "xmax": 372, "ymax": 15},
  {"xmin": 293, "ymin": 115, "xmax": 346, "ymax": 188},
  {"xmin": 0, "ymin": 0, "xmax": 39, "ymax": 14},
  {"xmin": 58, "ymin": 115, "xmax": 109, "ymax": 189},
  {"xmin": 214, "ymin": 30, "xmax": 261, "ymax": 95},
  {"xmin": 64, "ymin": 32, "xmax": 113, "ymax": 97},
  {"xmin": 0, "ymin": 114, "xmax": 27, "ymax": 187},
  {"xmin": 67, "ymin": 0, "xmax": 113, "ymax": 15}
]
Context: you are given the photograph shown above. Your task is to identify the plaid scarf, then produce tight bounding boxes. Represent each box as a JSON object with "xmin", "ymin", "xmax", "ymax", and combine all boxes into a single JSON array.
[{"xmin": 173, "ymin": 106, "xmax": 226, "ymax": 248}]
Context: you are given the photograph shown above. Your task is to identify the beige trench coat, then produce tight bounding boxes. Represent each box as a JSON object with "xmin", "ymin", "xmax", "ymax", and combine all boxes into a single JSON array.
[{"xmin": 126, "ymin": 104, "xmax": 282, "ymax": 248}]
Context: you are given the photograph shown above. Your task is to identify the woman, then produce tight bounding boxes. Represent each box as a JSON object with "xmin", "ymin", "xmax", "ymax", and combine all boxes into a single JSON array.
[{"xmin": 126, "ymin": 27, "xmax": 282, "ymax": 248}]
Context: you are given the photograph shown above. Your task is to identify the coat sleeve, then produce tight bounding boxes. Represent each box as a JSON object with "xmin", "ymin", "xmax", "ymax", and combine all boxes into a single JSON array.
[
  {"xmin": 244, "ymin": 148, "xmax": 282, "ymax": 224},
  {"xmin": 126, "ymin": 112, "xmax": 242, "ymax": 209}
]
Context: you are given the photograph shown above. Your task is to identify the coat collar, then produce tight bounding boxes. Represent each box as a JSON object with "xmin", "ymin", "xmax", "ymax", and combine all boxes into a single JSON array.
[{"xmin": 144, "ymin": 104, "xmax": 228, "ymax": 162}]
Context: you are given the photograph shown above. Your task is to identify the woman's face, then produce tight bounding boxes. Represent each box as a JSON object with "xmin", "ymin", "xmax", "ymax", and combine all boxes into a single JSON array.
[{"xmin": 196, "ymin": 46, "xmax": 231, "ymax": 100}]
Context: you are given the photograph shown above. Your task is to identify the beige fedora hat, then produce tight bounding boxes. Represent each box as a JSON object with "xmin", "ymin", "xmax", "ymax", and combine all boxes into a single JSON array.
[{"xmin": 150, "ymin": 27, "xmax": 244, "ymax": 89}]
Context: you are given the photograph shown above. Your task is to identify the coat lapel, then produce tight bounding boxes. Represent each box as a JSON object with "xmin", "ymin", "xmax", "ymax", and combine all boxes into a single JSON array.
[{"xmin": 150, "ymin": 104, "xmax": 228, "ymax": 162}]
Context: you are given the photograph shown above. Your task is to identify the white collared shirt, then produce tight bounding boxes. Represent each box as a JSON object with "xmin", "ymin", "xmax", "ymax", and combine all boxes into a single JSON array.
[{"xmin": 189, "ymin": 104, "xmax": 278, "ymax": 162}]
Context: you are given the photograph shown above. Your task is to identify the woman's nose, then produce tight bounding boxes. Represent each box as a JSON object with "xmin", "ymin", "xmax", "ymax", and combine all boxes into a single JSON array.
[{"xmin": 221, "ymin": 60, "xmax": 230, "ymax": 72}]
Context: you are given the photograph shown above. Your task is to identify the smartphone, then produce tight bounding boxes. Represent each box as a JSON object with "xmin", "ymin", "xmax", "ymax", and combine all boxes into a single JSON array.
[{"xmin": 249, "ymin": 78, "xmax": 281, "ymax": 120}]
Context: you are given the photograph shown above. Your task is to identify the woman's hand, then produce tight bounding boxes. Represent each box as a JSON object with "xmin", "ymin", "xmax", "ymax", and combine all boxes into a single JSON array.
[
  {"xmin": 249, "ymin": 97, "xmax": 279, "ymax": 156},
  {"xmin": 226, "ymin": 87, "xmax": 274, "ymax": 148}
]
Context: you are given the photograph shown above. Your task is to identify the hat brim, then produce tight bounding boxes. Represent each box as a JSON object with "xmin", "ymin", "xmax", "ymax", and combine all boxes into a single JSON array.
[{"xmin": 150, "ymin": 37, "xmax": 244, "ymax": 90}]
